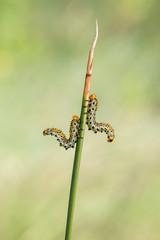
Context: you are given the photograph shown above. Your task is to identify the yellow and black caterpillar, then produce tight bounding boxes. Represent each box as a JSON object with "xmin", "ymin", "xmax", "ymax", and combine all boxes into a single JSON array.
[
  {"xmin": 43, "ymin": 94, "xmax": 115, "ymax": 149},
  {"xmin": 86, "ymin": 94, "xmax": 115, "ymax": 142},
  {"xmin": 43, "ymin": 115, "xmax": 80, "ymax": 150}
]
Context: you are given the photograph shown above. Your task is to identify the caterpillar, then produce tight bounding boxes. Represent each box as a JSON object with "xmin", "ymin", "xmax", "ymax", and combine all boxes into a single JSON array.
[
  {"xmin": 86, "ymin": 94, "xmax": 115, "ymax": 142},
  {"xmin": 43, "ymin": 115, "xmax": 80, "ymax": 150}
]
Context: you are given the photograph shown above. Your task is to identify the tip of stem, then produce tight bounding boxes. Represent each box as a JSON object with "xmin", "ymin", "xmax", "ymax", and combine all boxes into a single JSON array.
[
  {"xmin": 96, "ymin": 19, "xmax": 98, "ymax": 36},
  {"xmin": 92, "ymin": 19, "xmax": 98, "ymax": 50},
  {"xmin": 84, "ymin": 20, "xmax": 99, "ymax": 98}
]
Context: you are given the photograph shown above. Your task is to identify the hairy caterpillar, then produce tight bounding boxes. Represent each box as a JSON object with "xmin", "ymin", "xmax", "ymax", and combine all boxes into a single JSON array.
[
  {"xmin": 86, "ymin": 94, "xmax": 115, "ymax": 142},
  {"xmin": 43, "ymin": 115, "xmax": 80, "ymax": 150}
]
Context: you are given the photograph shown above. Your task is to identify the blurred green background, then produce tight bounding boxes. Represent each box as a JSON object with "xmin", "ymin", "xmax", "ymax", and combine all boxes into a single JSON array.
[{"xmin": 0, "ymin": 0, "xmax": 160, "ymax": 239}]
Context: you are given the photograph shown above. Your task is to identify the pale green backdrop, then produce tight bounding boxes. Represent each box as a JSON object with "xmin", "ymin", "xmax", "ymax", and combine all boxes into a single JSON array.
[{"xmin": 0, "ymin": 0, "xmax": 160, "ymax": 239}]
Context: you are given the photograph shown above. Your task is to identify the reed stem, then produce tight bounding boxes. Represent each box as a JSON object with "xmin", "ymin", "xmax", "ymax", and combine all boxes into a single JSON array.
[{"xmin": 64, "ymin": 20, "xmax": 98, "ymax": 240}]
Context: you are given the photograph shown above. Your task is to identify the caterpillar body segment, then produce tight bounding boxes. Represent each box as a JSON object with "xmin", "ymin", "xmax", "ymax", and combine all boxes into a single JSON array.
[
  {"xmin": 86, "ymin": 94, "xmax": 115, "ymax": 142},
  {"xmin": 43, "ymin": 115, "xmax": 80, "ymax": 150}
]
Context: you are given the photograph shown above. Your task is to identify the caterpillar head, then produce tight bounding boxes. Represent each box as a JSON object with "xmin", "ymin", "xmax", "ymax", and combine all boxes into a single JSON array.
[
  {"xmin": 89, "ymin": 94, "xmax": 97, "ymax": 100},
  {"xmin": 108, "ymin": 136, "xmax": 114, "ymax": 142},
  {"xmin": 43, "ymin": 129, "xmax": 47, "ymax": 136},
  {"xmin": 107, "ymin": 131, "xmax": 115, "ymax": 142},
  {"xmin": 43, "ymin": 128, "xmax": 53, "ymax": 136},
  {"xmin": 72, "ymin": 115, "xmax": 79, "ymax": 120}
]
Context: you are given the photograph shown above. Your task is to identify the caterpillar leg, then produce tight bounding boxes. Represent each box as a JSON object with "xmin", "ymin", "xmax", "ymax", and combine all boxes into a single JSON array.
[{"xmin": 78, "ymin": 136, "xmax": 84, "ymax": 139}]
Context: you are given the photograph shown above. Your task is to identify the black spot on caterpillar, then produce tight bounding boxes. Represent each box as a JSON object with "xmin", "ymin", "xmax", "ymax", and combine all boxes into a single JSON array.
[
  {"xmin": 86, "ymin": 94, "xmax": 115, "ymax": 142},
  {"xmin": 43, "ymin": 115, "xmax": 80, "ymax": 150}
]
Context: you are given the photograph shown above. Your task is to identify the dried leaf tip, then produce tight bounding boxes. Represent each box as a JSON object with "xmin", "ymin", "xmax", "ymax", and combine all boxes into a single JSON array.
[
  {"xmin": 92, "ymin": 19, "xmax": 98, "ymax": 50},
  {"xmin": 88, "ymin": 19, "xmax": 98, "ymax": 73},
  {"xmin": 84, "ymin": 20, "xmax": 98, "ymax": 98}
]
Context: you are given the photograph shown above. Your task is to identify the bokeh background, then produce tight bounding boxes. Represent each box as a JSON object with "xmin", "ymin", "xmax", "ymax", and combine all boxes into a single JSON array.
[{"xmin": 0, "ymin": 0, "xmax": 160, "ymax": 239}]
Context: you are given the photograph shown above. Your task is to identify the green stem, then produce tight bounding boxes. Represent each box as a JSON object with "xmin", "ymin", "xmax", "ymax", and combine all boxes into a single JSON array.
[{"xmin": 65, "ymin": 95, "xmax": 87, "ymax": 240}]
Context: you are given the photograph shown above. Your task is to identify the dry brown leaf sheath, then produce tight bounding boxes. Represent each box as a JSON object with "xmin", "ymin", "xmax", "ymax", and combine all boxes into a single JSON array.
[{"xmin": 84, "ymin": 19, "xmax": 98, "ymax": 99}]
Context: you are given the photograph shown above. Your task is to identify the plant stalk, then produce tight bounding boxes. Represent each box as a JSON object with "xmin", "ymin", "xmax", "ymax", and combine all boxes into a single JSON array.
[{"xmin": 64, "ymin": 20, "xmax": 98, "ymax": 240}]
